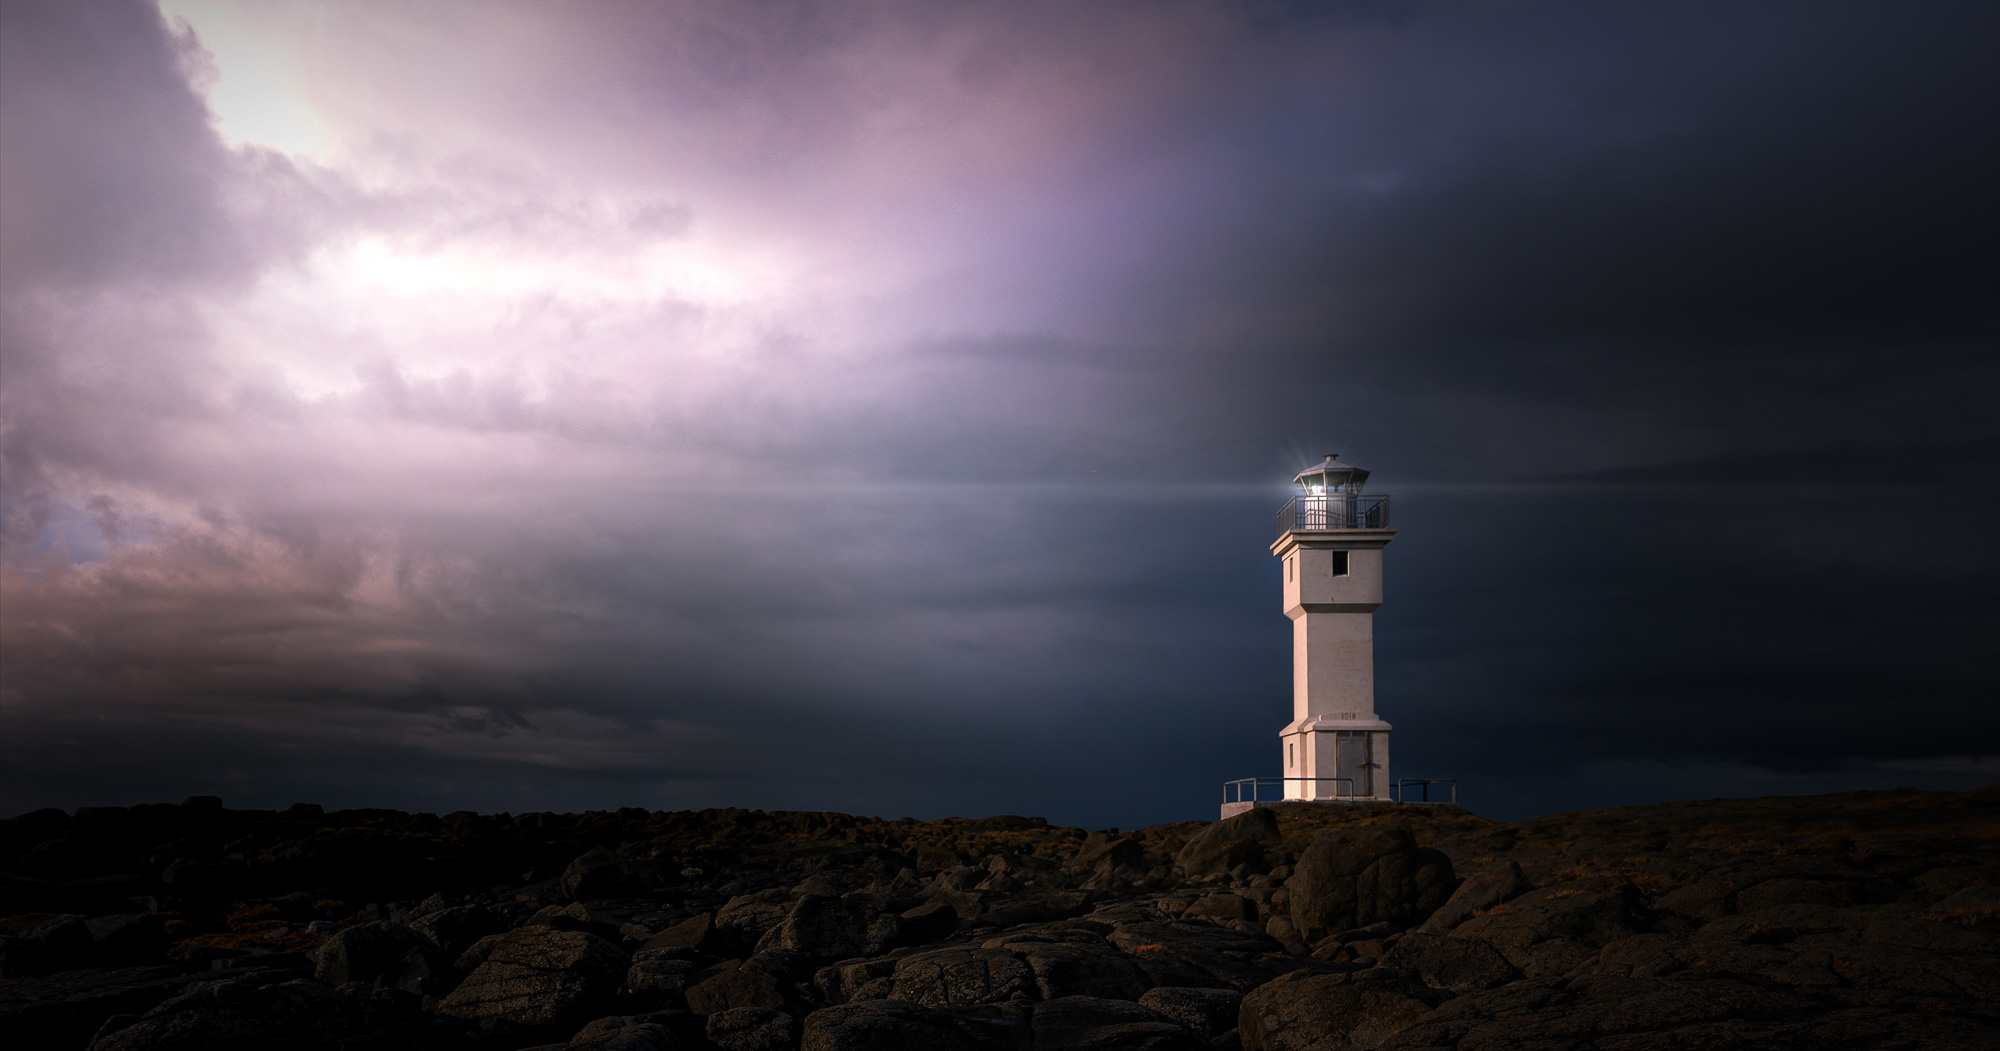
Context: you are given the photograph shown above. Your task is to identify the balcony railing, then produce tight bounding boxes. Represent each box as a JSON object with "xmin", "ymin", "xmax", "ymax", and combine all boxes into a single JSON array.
[{"xmin": 1277, "ymin": 494, "xmax": 1389, "ymax": 537}]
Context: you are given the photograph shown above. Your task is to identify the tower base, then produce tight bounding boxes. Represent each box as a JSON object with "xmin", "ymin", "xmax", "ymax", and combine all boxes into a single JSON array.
[{"xmin": 1280, "ymin": 716, "xmax": 1391, "ymax": 802}]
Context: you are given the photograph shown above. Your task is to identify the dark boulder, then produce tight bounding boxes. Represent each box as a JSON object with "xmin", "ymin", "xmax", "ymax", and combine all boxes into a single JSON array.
[
  {"xmin": 435, "ymin": 924, "xmax": 627, "ymax": 1031},
  {"xmin": 1010, "ymin": 938, "xmax": 1155, "ymax": 1001},
  {"xmin": 1107, "ymin": 921, "xmax": 1284, "ymax": 956},
  {"xmin": 888, "ymin": 945, "xmax": 1037, "ymax": 1007},
  {"xmin": 934, "ymin": 865, "xmax": 986, "ymax": 893},
  {"xmin": 1446, "ymin": 882, "xmax": 1646, "ymax": 978},
  {"xmin": 1736, "ymin": 876, "xmax": 1864, "ymax": 911},
  {"xmin": 1288, "ymin": 827, "xmax": 1456, "ymax": 943},
  {"xmin": 1137, "ymin": 986, "xmax": 1244, "ymax": 1037},
  {"xmin": 313, "ymin": 921, "xmax": 435, "ymax": 986},
  {"xmin": 1914, "ymin": 865, "xmax": 1999, "ymax": 901},
  {"xmin": 1263, "ymin": 915, "xmax": 1309, "ymax": 955},
  {"xmin": 754, "ymin": 946, "xmax": 819, "ymax": 980},
  {"xmin": 1029, "ymin": 996, "xmax": 1208, "ymax": 1050},
  {"xmin": 1417, "ymin": 860, "xmax": 1531, "ymax": 933},
  {"xmin": 1450, "ymin": 894, "xmax": 1629, "ymax": 980},
  {"xmin": 1377, "ymin": 931, "xmax": 1520, "ymax": 994},
  {"xmin": 6, "ymin": 914, "xmax": 93, "ymax": 975},
  {"xmin": 1927, "ymin": 883, "xmax": 2000, "ymax": 926},
  {"xmin": 91, "ymin": 977, "xmax": 353, "ymax": 1051},
  {"xmin": 765, "ymin": 895, "xmax": 901, "ymax": 959},
  {"xmin": 714, "ymin": 892, "xmax": 792, "ymax": 955},
  {"xmin": 923, "ymin": 885, "xmax": 992, "ymax": 926},
  {"xmin": 1066, "ymin": 832, "xmax": 1148, "ymax": 881},
  {"xmin": 1650, "ymin": 878, "xmax": 1743, "ymax": 924},
  {"xmin": 211, "ymin": 949, "xmax": 312, "ymax": 974},
  {"xmin": 802, "ymin": 999, "xmax": 981, "ymax": 1051},
  {"xmin": 985, "ymin": 890, "xmax": 1100, "ymax": 927},
  {"xmin": 335, "ymin": 983, "xmax": 432, "ymax": 1041},
  {"xmin": 1104, "ymin": 920, "xmax": 1305, "ymax": 993},
  {"xmin": 645, "ymin": 912, "xmax": 721, "ymax": 953},
  {"xmin": 89, "ymin": 1013, "xmax": 143, "ymax": 1047},
  {"xmin": 0, "ymin": 933, "xmax": 45, "ymax": 978},
  {"xmin": 913, "ymin": 841, "xmax": 967, "ymax": 874},
  {"xmin": 706, "ymin": 1006, "xmax": 794, "ymax": 1051},
  {"xmin": 571, "ymin": 1011, "xmax": 702, "ymax": 1050},
  {"xmin": 1130, "ymin": 952, "xmax": 1308, "ymax": 998},
  {"xmin": 454, "ymin": 933, "xmax": 505, "ymax": 973},
  {"xmin": 1238, "ymin": 968, "xmax": 1445, "ymax": 1051},
  {"xmin": 408, "ymin": 902, "xmax": 510, "ymax": 958},
  {"xmin": 563, "ymin": 847, "xmax": 645, "ymax": 902},
  {"xmin": 683, "ymin": 958, "xmax": 791, "ymax": 1016},
  {"xmin": 1378, "ymin": 970, "xmax": 1889, "ymax": 1050},
  {"xmin": 0, "ymin": 962, "xmax": 205, "ymax": 1050},
  {"xmin": 156, "ymin": 858, "xmax": 240, "ymax": 892},
  {"xmin": 373, "ymin": 944, "xmax": 455, "ymax": 996},
  {"xmin": 570, "ymin": 1021, "xmax": 679, "ymax": 1050},
  {"xmin": 814, "ymin": 956, "xmax": 901, "ymax": 1005},
  {"xmin": 896, "ymin": 900, "xmax": 960, "ymax": 943},
  {"xmin": 625, "ymin": 948, "xmax": 702, "ymax": 1011},
  {"xmin": 528, "ymin": 901, "xmax": 624, "ymax": 940},
  {"xmin": 86, "ymin": 914, "xmax": 168, "ymax": 967},
  {"xmin": 1176, "ymin": 808, "xmax": 1282, "ymax": 879},
  {"xmin": 1186, "ymin": 892, "xmax": 1259, "ymax": 923},
  {"xmin": 1595, "ymin": 933, "xmax": 1689, "ymax": 978}
]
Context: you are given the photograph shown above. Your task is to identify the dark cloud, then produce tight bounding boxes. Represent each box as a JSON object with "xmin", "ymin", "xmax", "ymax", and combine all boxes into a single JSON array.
[
  {"xmin": 1, "ymin": 0, "xmax": 1994, "ymax": 825},
  {"xmin": 0, "ymin": 1, "xmax": 340, "ymax": 294}
]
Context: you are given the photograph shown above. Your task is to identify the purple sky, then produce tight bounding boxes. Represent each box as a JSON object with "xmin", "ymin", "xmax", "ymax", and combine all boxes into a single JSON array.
[{"xmin": 2, "ymin": 0, "xmax": 1995, "ymax": 825}]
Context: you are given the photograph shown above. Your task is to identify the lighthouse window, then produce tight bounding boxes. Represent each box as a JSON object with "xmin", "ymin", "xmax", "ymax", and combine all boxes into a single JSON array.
[
  {"xmin": 1287, "ymin": 557, "xmax": 1293, "ymax": 582},
  {"xmin": 1329, "ymin": 551, "xmax": 1348, "ymax": 576}
]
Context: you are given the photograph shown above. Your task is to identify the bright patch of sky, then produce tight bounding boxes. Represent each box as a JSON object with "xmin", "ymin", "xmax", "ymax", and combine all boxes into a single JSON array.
[
  {"xmin": 159, "ymin": 0, "xmax": 337, "ymax": 159},
  {"xmin": 156, "ymin": 0, "xmax": 837, "ymax": 406}
]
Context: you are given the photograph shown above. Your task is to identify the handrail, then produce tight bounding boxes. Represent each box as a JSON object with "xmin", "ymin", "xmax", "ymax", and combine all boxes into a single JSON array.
[
  {"xmin": 1390, "ymin": 778, "xmax": 1458, "ymax": 805},
  {"xmin": 1223, "ymin": 776, "xmax": 1460, "ymax": 805},
  {"xmin": 1222, "ymin": 776, "xmax": 1357, "ymax": 803},
  {"xmin": 1277, "ymin": 494, "xmax": 1389, "ymax": 538}
]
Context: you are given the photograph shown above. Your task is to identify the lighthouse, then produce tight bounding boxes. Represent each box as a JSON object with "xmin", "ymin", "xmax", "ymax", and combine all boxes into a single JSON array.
[{"xmin": 1271, "ymin": 454, "xmax": 1394, "ymax": 801}]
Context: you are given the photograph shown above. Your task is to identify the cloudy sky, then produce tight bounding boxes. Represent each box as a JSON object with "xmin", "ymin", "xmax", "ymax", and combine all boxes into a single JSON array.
[{"xmin": 2, "ymin": 0, "xmax": 1994, "ymax": 827}]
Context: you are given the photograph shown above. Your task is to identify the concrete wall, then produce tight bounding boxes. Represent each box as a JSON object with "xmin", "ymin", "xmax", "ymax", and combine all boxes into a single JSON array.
[
  {"xmin": 1292, "ymin": 612, "xmax": 1374, "ymax": 721},
  {"xmin": 1279, "ymin": 727, "xmax": 1391, "ymax": 800},
  {"xmin": 1272, "ymin": 527, "xmax": 1396, "ymax": 802},
  {"xmin": 1282, "ymin": 544, "xmax": 1384, "ymax": 615}
]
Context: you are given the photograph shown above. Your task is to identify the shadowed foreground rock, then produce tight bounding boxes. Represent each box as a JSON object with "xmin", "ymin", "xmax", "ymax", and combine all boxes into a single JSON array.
[
  {"xmin": 1289, "ymin": 827, "xmax": 1456, "ymax": 944},
  {"xmin": 0, "ymin": 787, "xmax": 1993, "ymax": 1049},
  {"xmin": 437, "ymin": 925, "xmax": 628, "ymax": 1031}
]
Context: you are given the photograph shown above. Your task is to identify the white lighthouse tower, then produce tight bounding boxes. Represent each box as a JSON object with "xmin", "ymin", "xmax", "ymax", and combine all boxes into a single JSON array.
[{"xmin": 1271, "ymin": 454, "xmax": 1394, "ymax": 801}]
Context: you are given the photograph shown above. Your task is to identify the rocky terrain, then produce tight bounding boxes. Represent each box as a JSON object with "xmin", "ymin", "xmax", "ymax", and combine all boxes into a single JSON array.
[{"xmin": 1, "ymin": 786, "xmax": 1995, "ymax": 1050}]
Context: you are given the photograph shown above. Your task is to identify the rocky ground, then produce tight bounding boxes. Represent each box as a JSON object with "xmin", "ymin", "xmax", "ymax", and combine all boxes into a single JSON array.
[{"xmin": 1, "ymin": 786, "xmax": 1995, "ymax": 1050}]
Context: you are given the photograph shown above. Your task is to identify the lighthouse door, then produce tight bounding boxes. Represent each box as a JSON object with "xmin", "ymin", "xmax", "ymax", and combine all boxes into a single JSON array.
[{"xmin": 1334, "ymin": 731, "xmax": 1371, "ymax": 797}]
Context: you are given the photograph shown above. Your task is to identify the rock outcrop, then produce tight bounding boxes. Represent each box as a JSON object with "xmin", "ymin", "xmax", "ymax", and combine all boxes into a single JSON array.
[
  {"xmin": 436, "ymin": 924, "xmax": 628, "ymax": 1031},
  {"xmin": 1288, "ymin": 826, "xmax": 1458, "ymax": 943},
  {"xmin": 0, "ymin": 786, "xmax": 1992, "ymax": 1049}
]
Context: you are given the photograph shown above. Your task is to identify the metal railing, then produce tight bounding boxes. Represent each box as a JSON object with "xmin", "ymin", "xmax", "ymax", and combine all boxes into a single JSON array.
[
  {"xmin": 1223, "ymin": 776, "xmax": 1459, "ymax": 805},
  {"xmin": 1222, "ymin": 777, "xmax": 1357, "ymax": 803},
  {"xmin": 1277, "ymin": 494, "xmax": 1389, "ymax": 537},
  {"xmin": 1390, "ymin": 779, "xmax": 1458, "ymax": 804}
]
